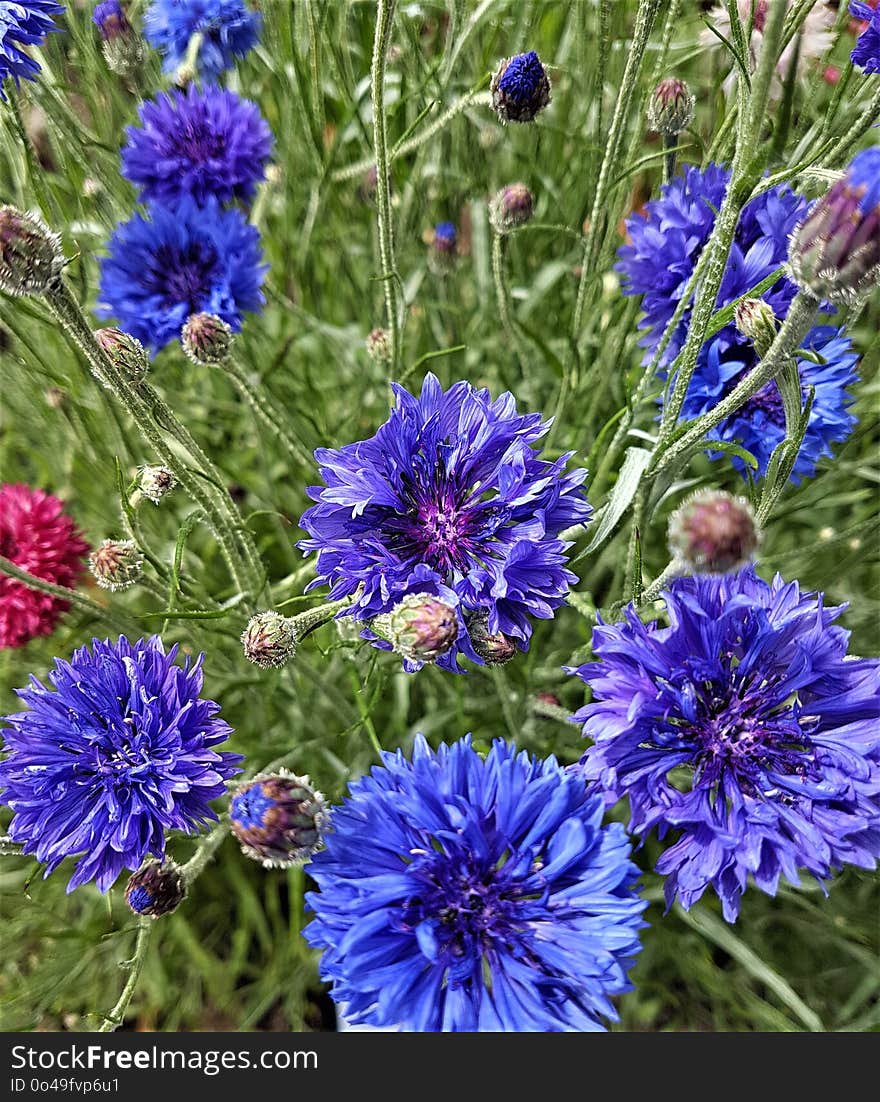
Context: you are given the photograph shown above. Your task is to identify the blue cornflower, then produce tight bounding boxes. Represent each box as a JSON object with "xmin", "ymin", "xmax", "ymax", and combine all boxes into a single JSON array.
[
  {"xmin": 92, "ymin": 1, "xmax": 126, "ymax": 40},
  {"xmin": 433, "ymin": 221, "xmax": 456, "ymax": 251},
  {"xmin": 491, "ymin": 49, "xmax": 551, "ymax": 123},
  {"xmin": 0, "ymin": 1, "xmax": 64, "ymax": 96},
  {"xmin": 568, "ymin": 569, "xmax": 880, "ymax": 923},
  {"xmin": 617, "ymin": 163, "xmax": 859, "ymax": 481},
  {"xmin": 305, "ymin": 735, "xmax": 646, "ymax": 1032},
  {"xmin": 0, "ymin": 636, "xmax": 242, "ymax": 892},
  {"xmin": 97, "ymin": 195, "xmax": 266, "ymax": 352},
  {"xmin": 851, "ymin": 2, "xmax": 880, "ymax": 73},
  {"xmin": 121, "ymin": 84, "xmax": 273, "ymax": 206},
  {"xmin": 144, "ymin": 0, "xmax": 259, "ymax": 79},
  {"xmin": 298, "ymin": 373, "xmax": 591, "ymax": 671}
]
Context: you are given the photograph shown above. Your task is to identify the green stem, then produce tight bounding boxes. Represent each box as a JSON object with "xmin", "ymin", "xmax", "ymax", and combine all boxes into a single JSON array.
[
  {"xmin": 291, "ymin": 594, "xmax": 355, "ymax": 640},
  {"xmin": 46, "ymin": 279, "xmax": 257, "ymax": 602},
  {"xmin": 652, "ymin": 291, "xmax": 820, "ymax": 476},
  {"xmin": 97, "ymin": 918, "xmax": 152, "ymax": 1033},
  {"xmin": 639, "ymin": 559, "xmax": 680, "ymax": 605},
  {"xmin": 180, "ymin": 821, "xmax": 230, "ymax": 882},
  {"xmin": 491, "ymin": 231, "xmax": 528, "ymax": 374},
  {"xmin": 0, "ymin": 554, "xmax": 131, "ymax": 633},
  {"xmin": 224, "ymin": 359, "xmax": 314, "ymax": 469},
  {"xmin": 570, "ymin": 0, "xmax": 662, "ymax": 342},
  {"xmin": 370, "ymin": 0, "xmax": 402, "ymax": 375}
]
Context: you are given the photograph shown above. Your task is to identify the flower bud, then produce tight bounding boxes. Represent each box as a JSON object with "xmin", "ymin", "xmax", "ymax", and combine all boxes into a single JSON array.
[
  {"xmin": 466, "ymin": 610, "xmax": 517, "ymax": 665},
  {"xmin": 241, "ymin": 611, "xmax": 296, "ymax": 669},
  {"xmin": 647, "ymin": 77, "xmax": 695, "ymax": 137},
  {"xmin": 0, "ymin": 206, "xmax": 63, "ymax": 296},
  {"xmin": 125, "ymin": 860, "xmax": 186, "ymax": 918},
  {"xmin": 428, "ymin": 221, "xmax": 457, "ymax": 275},
  {"xmin": 94, "ymin": 327, "xmax": 149, "ymax": 382},
  {"xmin": 372, "ymin": 593, "xmax": 458, "ymax": 663},
  {"xmin": 93, "ymin": 1, "xmax": 145, "ymax": 79},
  {"xmin": 668, "ymin": 490, "xmax": 760, "ymax": 575},
  {"xmin": 137, "ymin": 465, "xmax": 175, "ymax": 504},
  {"xmin": 789, "ymin": 147, "xmax": 880, "ymax": 305},
  {"xmin": 88, "ymin": 538, "xmax": 144, "ymax": 592},
  {"xmin": 734, "ymin": 298, "xmax": 778, "ymax": 358},
  {"xmin": 489, "ymin": 183, "xmax": 534, "ymax": 234},
  {"xmin": 491, "ymin": 50, "xmax": 551, "ymax": 124},
  {"xmin": 365, "ymin": 327, "xmax": 391, "ymax": 363},
  {"xmin": 181, "ymin": 312, "xmax": 233, "ymax": 365},
  {"xmin": 230, "ymin": 771, "xmax": 326, "ymax": 868}
]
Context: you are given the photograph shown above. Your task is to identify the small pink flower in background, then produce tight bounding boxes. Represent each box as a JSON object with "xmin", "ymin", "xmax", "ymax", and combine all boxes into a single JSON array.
[
  {"xmin": 0, "ymin": 483, "xmax": 89, "ymax": 649},
  {"xmin": 703, "ymin": 1, "xmax": 835, "ymax": 93}
]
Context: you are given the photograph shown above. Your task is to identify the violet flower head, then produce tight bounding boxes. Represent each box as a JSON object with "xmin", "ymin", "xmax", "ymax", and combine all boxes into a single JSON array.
[
  {"xmin": 0, "ymin": 1, "xmax": 64, "ymax": 97},
  {"xmin": 305, "ymin": 736, "xmax": 646, "ymax": 1031},
  {"xmin": 0, "ymin": 635, "xmax": 242, "ymax": 892},
  {"xmin": 97, "ymin": 196, "xmax": 266, "ymax": 352},
  {"xmin": 850, "ymin": 2, "xmax": 880, "ymax": 74},
  {"xmin": 121, "ymin": 84, "xmax": 273, "ymax": 206},
  {"xmin": 568, "ymin": 569, "xmax": 880, "ymax": 922},
  {"xmin": 617, "ymin": 163, "xmax": 860, "ymax": 481},
  {"xmin": 298, "ymin": 373, "xmax": 591, "ymax": 671}
]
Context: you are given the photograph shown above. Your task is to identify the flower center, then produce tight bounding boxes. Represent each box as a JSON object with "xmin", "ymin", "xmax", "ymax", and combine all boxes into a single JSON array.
[
  {"xmin": 662, "ymin": 665, "xmax": 816, "ymax": 798},
  {"xmin": 405, "ymin": 850, "xmax": 520, "ymax": 964},
  {"xmin": 155, "ymin": 242, "xmax": 220, "ymax": 311},
  {"xmin": 178, "ymin": 121, "xmax": 227, "ymax": 163}
]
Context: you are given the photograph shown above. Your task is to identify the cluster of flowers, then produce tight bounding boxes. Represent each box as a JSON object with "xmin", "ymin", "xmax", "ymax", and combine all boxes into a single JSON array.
[
  {"xmin": 92, "ymin": 1, "xmax": 270, "ymax": 352},
  {"xmin": 1, "ymin": 8, "xmax": 879, "ymax": 1032}
]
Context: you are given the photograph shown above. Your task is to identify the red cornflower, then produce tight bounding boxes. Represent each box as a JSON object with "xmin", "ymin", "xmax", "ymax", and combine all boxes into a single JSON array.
[{"xmin": 0, "ymin": 484, "xmax": 88, "ymax": 649}]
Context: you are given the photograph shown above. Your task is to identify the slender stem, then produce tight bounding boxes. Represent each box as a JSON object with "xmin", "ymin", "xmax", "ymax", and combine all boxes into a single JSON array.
[
  {"xmin": 291, "ymin": 594, "xmax": 354, "ymax": 640},
  {"xmin": 46, "ymin": 279, "xmax": 257, "ymax": 602},
  {"xmin": 639, "ymin": 559, "xmax": 680, "ymax": 605},
  {"xmin": 97, "ymin": 918, "xmax": 152, "ymax": 1032},
  {"xmin": 570, "ymin": 0, "xmax": 662, "ymax": 342},
  {"xmin": 659, "ymin": 0, "xmax": 786, "ymax": 435},
  {"xmin": 332, "ymin": 90, "xmax": 489, "ymax": 184},
  {"xmin": 651, "ymin": 291, "xmax": 820, "ymax": 476},
  {"xmin": 224, "ymin": 359, "xmax": 314, "ymax": 468},
  {"xmin": 0, "ymin": 554, "xmax": 132, "ymax": 633},
  {"xmin": 370, "ymin": 0, "xmax": 402, "ymax": 375},
  {"xmin": 180, "ymin": 820, "xmax": 230, "ymax": 882},
  {"xmin": 490, "ymin": 666, "xmax": 520, "ymax": 741},
  {"xmin": 491, "ymin": 231, "xmax": 528, "ymax": 375}
]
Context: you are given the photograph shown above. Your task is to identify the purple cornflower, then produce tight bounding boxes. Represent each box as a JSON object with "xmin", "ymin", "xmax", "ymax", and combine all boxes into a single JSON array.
[
  {"xmin": 0, "ymin": 1, "xmax": 64, "ymax": 96},
  {"xmin": 97, "ymin": 195, "xmax": 266, "ymax": 352},
  {"xmin": 491, "ymin": 50, "xmax": 551, "ymax": 123},
  {"xmin": 850, "ymin": 2, "xmax": 880, "ymax": 73},
  {"xmin": 143, "ymin": 0, "xmax": 259, "ymax": 79},
  {"xmin": 298, "ymin": 373, "xmax": 591, "ymax": 671},
  {"xmin": 568, "ymin": 569, "xmax": 880, "ymax": 922},
  {"xmin": 305, "ymin": 736, "xmax": 646, "ymax": 1031},
  {"xmin": 92, "ymin": 1, "xmax": 127, "ymax": 40},
  {"xmin": 617, "ymin": 163, "xmax": 859, "ymax": 481},
  {"xmin": 0, "ymin": 636, "xmax": 242, "ymax": 892},
  {"xmin": 121, "ymin": 84, "xmax": 272, "ymax": 207}
]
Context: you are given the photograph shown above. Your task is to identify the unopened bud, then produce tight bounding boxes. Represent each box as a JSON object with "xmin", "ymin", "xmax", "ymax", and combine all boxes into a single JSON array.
[
  {"xmin": 647, "ymin": 77, "xmax": 695, "ymax": 136},
  {"xmin": 89, "ymin": 538, "xmax": 143, "ymax": 592},
  {"xmin": 789, "ymin": 148, "xmax": 880, "ymax": 305},
  {"xmin": 230, "ymin": 771, "xmax": 326, "ymax": 868},
  {"xmin": 137, "ymin": 465, "xmax": 175, "ymax": 504},
  {"xmin": 125, "ymin": 860, "xmax": 186, "ymax": 918},
  {"xmin": 734, "ymin": 298, "xmax": 778, "ymax": 358},
  {"xmin": 365, "ymin": 328, "xmax": 391, "ymax": 363},
  {"xmin": 489, "ymin": 183, "xmax": 534, "ymax": 234},
  {"xmin": 668, "ymin": 490, "xmax": 760, "ymax": 575},
  {"xmin": 241, "ymin": 611, "xmax": 296, "ymax": 669},
  {"xmin": 94, "ymin": 327, "xmax": 149, "ymax": 382},
  {"xmin": 181, "ymin": 312, "xmax": 233, "ymax": 365},
  {"xmin": 372, "ymin": 593, "xmax": 458, "ymax": 663},
  {"xmin": 0, "ymin": 207, "xmax": 63, "ymax": 296}
]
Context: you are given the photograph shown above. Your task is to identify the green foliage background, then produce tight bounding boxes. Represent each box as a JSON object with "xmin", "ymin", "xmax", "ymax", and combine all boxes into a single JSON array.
[{"xmin": 0, "ymin": 0, "xmax": 877, "ymax": 1031}]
